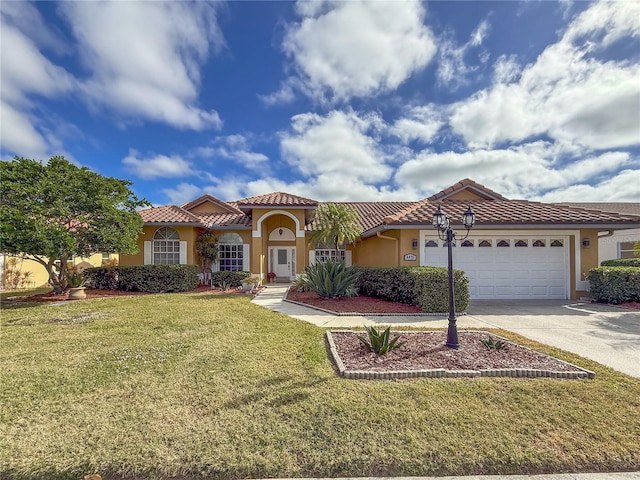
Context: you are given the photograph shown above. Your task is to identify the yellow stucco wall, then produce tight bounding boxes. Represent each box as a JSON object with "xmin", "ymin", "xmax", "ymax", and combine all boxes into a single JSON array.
[
  {"xmin": 119, "ymin": 225, "xmax": 198, "ymax": 266},
  {"xmin": 442, "ymin": 190, "xmax": 487, "ymax": 201},
  {"xmin": 186, "ymin": 202, "xmax": 231, "ymax": 214},
  {"xmin": 1, "ymin": 253, "xmax": 118, "ymax": 289},
  {"xmin": 354, "ymin": 232, "xmax": 399, "ymax": 267}
]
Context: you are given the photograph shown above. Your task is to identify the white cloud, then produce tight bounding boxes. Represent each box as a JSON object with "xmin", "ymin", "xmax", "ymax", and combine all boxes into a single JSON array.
[
  {"xmin": 394, "ymin": 142, "xmax": 635, "ymax": 200},
  {"xmin": 0, "ymin": 6, "xmax": 76, "ymax": 158},
  {"xmin": 534, "ymin": 169, "xmax": 640, "ymax": 202},
  {"xmin": 59, "ymin": 1, "xmax": 224, "ymax": 130},
  {"xmin": 450, "ymin": 1, "xmax": 640, "ymax": 150},
  {"xmin": 492, "ymin": 54, "xmax": 521, "ymax": 84},
  {"xmin": 391, "ymin": 105, "xmax": 443, "ymax": 144},
  {"xmin": 123, "ymin": 150, "xmax": 194, "ymax": 179},
  {"xmin": 162, "ymin": 183, "xmax": 205, "ymax": 205},
  {"xmin": 436, "ymin": 18, "xmax": 491, "ymax": 90},
  {"xmin": 281, "ymin": 110, "xmax": 391, "ymax": 183},
  {"xmin": 193, "ymin": 135, "xmax": 269, "ymax": 169},
  {"xmin": 277, "ymin": 0, "xmax": 436, "ymax": 103}
]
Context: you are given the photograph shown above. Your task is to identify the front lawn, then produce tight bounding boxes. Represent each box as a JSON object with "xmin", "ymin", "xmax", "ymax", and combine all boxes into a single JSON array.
[{"xmin": 1, "ymin": 293, "xmax": 639, "ymax": 479}]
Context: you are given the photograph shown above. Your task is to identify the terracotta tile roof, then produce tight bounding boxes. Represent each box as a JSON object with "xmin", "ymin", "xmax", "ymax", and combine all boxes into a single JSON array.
[
  {"xmin": 181, "ymin": 194, "xmax": 243, "ymax": 214},
  {"xmin": 383, "ymin": 200, "xmax": 640, "ymax": 229},
  {"xmin": 140, "ymin": 206, "xmax": 202, "ymax": 224},
  {"xmin": 556, "ymin": 203, "xmax": 640, "ymax": 216},
  {"xmin": 428, "ymin": 178, "xmax": 508, "ymax": 201},
  {"xmin": 342, "ymin": 202, "xmax": 418, "ymax": 232},
  {"xmin": 236, "ymin": 192, "xmax": 318, "ymax": 207},
  {"xmin": 197, "ymin": 212, "xmax": 252, "ymax": 228}
]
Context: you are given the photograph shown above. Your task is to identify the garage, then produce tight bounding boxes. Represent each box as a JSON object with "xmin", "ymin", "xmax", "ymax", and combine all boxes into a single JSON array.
[{"xmin": 422, "ymin": 235, "xmax": 569, "ymax": 299}]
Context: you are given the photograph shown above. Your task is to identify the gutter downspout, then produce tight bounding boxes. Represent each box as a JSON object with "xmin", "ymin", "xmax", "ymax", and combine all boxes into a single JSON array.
[
  {"xmin": 598, "ymin": 230, "xmax": 615, "ymax": 238},
  {"xmin": 377, "ymin": 231, "xmax": 399, "ymax": 266}
]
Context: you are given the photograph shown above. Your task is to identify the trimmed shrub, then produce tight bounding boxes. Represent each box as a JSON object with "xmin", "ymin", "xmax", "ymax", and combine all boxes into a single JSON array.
[
  {"xmin": 587, "ymin": 267, "xmax": 640, "ymax": 304},
  {"xmin": 601, "ymin": 258, "xmax": 640, "ymax": 267},
  {"xmin": 210, "ymin": 271, "xmax": 250, "ymax": 288},
  {"xmin": 84, "ymin": 265, "xmax": 200, "ymax": 293},
  {"xmin": 83, "ymin": 267, "xmax": 119, "ymax": 290},
  {"xmin": 355, "ymin": 266, "xmax": 469, "ymax": 313}
]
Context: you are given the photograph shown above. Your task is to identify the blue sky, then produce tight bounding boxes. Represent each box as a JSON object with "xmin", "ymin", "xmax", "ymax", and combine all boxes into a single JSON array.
[{"xmin": 1, "ymin": 0, "xmax": 639, "ymax": 206}]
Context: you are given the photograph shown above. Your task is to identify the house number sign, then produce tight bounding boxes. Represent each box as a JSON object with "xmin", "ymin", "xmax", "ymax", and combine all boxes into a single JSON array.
[{"xmin": 403, "ymin": 253, "xmax": 417, "ymax": 261}]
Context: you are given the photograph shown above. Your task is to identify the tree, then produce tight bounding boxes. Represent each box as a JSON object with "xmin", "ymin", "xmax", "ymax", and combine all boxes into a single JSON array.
[
  {"xmin": 195, "ymin": 228, "xmax": 219, "ymax": 274},
  {"xmin": 309, "ymin": 203, "xmax": 361, "ymax": 255},
  {"xmin": 0, "ymin": 156, "xmax": 149, "ymax": 293}
]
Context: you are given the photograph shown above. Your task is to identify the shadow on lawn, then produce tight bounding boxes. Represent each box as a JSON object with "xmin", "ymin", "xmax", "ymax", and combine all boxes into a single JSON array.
[{"xmin": 225, "ymin": 376, "xmax": 329, "ymax": 409}]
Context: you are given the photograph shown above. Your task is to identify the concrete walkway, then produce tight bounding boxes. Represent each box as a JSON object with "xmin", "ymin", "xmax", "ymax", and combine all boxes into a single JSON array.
[{"xmin": 252, "ymin": 285, "xmax": 640, "ymax": 378}]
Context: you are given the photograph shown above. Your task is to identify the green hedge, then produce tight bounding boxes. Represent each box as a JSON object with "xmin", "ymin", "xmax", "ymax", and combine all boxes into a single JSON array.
[
  {"xmin": 587, "ymin": 266, "xmax": 640, "ymax": 304},
  {"xmin": 84, "ymin": 265, "xmax": 200, "ymax": 293},
  {"xmin": 355, "ymin": 266, "xmax": 469, "ymax": 313},
  {"xmin": 601, "ymin": 258, "xmax": 640, "ymax": 267},
  {"xmin": 210, "ymin": 271, "xmax": 250, "ymax": 288}
]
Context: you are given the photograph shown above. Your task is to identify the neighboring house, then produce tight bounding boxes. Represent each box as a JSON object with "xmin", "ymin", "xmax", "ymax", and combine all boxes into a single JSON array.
[
  {"xmin": 119, "ymin": 179, "xmax": 640, "ymax": 301},
  {"xmin": 0, "ymin": 253, "xmax": 119, "ymax": 290},
  {"xmin": 557, "ymin": 203, "xmax": 640, "ymax": 264}
]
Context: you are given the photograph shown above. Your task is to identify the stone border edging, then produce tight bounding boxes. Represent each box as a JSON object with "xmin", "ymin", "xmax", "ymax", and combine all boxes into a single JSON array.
[
  {"xmin": 326, "ymin": 330, "xmax": 596, "ymax": 380},
  {"xmin": 284, "ymin": 287, "xmax": 465, "ymax": 317}
]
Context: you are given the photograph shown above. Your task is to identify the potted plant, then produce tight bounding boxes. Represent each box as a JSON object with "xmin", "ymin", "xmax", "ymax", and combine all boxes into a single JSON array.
[
  {"xmin": 241, "ymin": 276, "xmax": 261, "ymax": 292},
  {"xmin": 267, "ymin": 272, "xmax": 277, "ymax": 283},
  {"xmin": 67, "ymin": 272, "xmax": 87, "ymax": 300}
]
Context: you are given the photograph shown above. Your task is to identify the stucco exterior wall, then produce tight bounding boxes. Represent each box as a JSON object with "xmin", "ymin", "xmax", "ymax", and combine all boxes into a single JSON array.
[
  {"xmin": 598, "ymin": 228, "xmax": 640, "ymax": 263},
  {"xmin": 355, "ymin": 232, "xmax": 399, "ymax": 267},
  {"xmin": 187, "ymin": 203, "xmax": 231, "ymax": 214}
]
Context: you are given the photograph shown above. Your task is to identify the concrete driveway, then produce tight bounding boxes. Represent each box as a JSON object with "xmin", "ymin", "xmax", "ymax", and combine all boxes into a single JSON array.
[{"xmin": 466, "ymin": 300, "xmax": 640, "ymax": 378}]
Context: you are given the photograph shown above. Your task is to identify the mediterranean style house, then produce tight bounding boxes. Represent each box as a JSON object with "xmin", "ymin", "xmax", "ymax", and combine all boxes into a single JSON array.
[{"xmin": 119, "ymin": 179, "xmax": 640, "ymax": 301}]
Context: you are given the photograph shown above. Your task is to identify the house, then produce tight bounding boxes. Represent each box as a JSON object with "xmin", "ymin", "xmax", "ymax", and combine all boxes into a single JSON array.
[
  {"xmin": 0, "ymin": 252, "xmax": 119, "ymax": 290},
  {"xmin": 557, "ymin": 203, "xmax": 640, "ymax": 264},
  {"xmin": 119, "ymin": 179, "xmax": 640, "ymax": 300}
]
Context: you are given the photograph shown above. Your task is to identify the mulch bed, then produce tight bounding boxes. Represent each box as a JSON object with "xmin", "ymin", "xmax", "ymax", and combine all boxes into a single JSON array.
[
  {"xmin": 286, "ymin": 289, "xmax": 422, "ymax": 314},
  {"xmin": 331, "ymin": 331, "xmax": 582, "ymax": 372}
]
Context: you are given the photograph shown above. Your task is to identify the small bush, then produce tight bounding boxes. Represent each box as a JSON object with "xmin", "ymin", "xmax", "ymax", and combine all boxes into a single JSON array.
[
  {"xmin": 304, "ymin": 260, "xmax": 359, "ymax": 298},
  {"xmin": 294, "ymin": 272, "xmax": 312, "ymax": 292},
  {"xmin": 601, "ymin": 258, "xmax": 640, "ymax": 267},
  {"xmin": 355, "ymin": 266, "xmax": 469, "ymax": 313},
  {"xmin": 587, "ymin": 267, "xmax": 640, "ymax": 304},
  {"xmin": 210, "ymin": 271, "xmax": 250, "ymax": 288},
  {"xmin": 357, "ymin": 325, "xmax": 404, "ymax": 355},
  {"xmin": 84, "ymin": 265, "xmax": 199, "ymax": 293}
]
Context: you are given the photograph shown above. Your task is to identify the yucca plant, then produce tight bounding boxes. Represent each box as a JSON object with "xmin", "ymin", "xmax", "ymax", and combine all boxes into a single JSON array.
[
  {"xmin": 304, "ymin": 259, "xmax": 359, "ymax": 298},
  {"xmin": 357, "ymin": 325, "xmax": 404, "ymax": 355}
]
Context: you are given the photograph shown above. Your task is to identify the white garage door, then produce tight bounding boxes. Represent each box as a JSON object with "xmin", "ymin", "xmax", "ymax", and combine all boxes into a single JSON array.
[{"xmin": 423, "ymin": 236, "xmax": 569, "ymax": 299}]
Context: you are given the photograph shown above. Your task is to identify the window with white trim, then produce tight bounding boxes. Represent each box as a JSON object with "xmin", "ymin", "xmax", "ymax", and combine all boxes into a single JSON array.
[
  {"xmin": 153, "ymin": 227, "xmax": 180, "ymax": 264},
  {"xmin": 314, "ymin": 249, "xmax": 346, "ymax": 263},
  {"xmin": 218, "ymin": 233, "xmax": 244, "ymax": 272}
]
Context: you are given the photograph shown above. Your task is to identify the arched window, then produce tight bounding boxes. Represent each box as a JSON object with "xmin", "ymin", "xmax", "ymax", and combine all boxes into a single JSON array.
[
  {"xmin": 153, "ymin": 227, "xmax": 180, "ymax": 264},
  {"xmin": 218, "ymin": 233, "xmax": 244, "ymax": 272}
]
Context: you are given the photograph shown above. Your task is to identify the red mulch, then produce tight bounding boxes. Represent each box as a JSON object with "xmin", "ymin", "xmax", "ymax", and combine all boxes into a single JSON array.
[
  {"xmin": 619, "ymin": 302, "xmax": 640, "ymax": 310},
  {"xmin": 286, "ymin": 289, "xmax": 421, "ymax": 314}
]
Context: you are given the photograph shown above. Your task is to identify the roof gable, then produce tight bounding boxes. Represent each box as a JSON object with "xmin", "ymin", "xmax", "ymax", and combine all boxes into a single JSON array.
[
  {"xmin": 181, "ymin": 194, "xmax": 242, "ymax": 214},
  {"xmin": 236, "ymin": 192, "xmax": 318, "ymax": 208},
  {"xmin": 428, "ymin": 178, "xmax": 507, "ymax": 201}
]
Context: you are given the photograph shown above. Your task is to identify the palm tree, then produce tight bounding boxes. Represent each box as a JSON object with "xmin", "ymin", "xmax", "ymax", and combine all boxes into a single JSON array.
[{"xmin": 309, "ymin": 203, "xmax": 361, "ymax": 257}]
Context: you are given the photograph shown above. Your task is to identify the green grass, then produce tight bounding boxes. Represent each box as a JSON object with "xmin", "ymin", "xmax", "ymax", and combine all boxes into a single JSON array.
[
  {"xmin": 1, "ymin": 293, "xmax": 639, "ymax": 480},
  {"xmin": 0, "ymin": 287, "xmax": 51, "ymax": 300}
]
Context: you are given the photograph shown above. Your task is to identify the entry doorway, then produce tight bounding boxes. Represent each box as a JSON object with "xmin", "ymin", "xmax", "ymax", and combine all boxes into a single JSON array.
[{"xmin": 268, "ymin": 247, "xmax": 296, "ymax": 281}]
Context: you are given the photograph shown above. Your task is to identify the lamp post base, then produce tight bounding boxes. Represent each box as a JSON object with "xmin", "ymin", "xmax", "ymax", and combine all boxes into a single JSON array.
[{"xmin": 446, "ymin": 315, "xmax": 460, "ymax": 349}]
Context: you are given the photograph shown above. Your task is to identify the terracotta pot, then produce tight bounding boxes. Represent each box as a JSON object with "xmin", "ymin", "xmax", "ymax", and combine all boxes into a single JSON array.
[{"xmin": 68, "ymin": 287, "xmax": 87, "ymax": 300}]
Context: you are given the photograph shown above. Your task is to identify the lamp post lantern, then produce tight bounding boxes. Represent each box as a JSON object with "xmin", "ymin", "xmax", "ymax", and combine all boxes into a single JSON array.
[{"xmin": 432, "ymin": 204, "xmax": 475, "ymax": 349}]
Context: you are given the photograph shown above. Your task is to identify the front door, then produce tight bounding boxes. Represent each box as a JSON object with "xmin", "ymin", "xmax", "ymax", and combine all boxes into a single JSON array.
[{"xmin": 269, "ymin": 247, "xmax": 295, "ymax": 281}]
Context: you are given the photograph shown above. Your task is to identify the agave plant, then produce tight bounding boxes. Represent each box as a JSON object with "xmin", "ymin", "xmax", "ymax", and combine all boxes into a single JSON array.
[
  {"xmin": 304, "ymin": 259, "xmax": 358, "ymax": 299},
  {"xmin": 357, "ymin": 325, "xmax": 404, "ymax": 355},
  {"xmin": 481, "ymin": 336, "xmax": 508, "ymax": 350}
]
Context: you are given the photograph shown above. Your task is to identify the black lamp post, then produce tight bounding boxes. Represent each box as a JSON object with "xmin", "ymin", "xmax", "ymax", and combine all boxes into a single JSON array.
[{"xmin": 432, "ymin": 204, "xmax": 476, "ymax": 349}]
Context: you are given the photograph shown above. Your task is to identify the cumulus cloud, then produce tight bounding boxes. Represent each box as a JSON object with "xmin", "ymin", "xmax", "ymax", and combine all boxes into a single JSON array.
[
  {"xmin": 123, "ymin": 150, "xmax": 195, "ymax": 179},
  {"xmin": 0, "ymin": 4, "xmax": 76, "ymax": 158},
  {"xmin": 273, "ymin": 0, "xmax": 436, "ymax": 103},
  {"xmin": 59, "ymin": 1, "xmax": 224, "ymax": 130},
  {"xmin": 390, "ymin": 105, "xmax": 443, "ymax": 144},
  {"xmin": 534, "ymin": 169, "xmax": 640, "ymax": 202},
  {"xmin": 162, "ymin": 182, "xmax": 206, "ymax": 205},
  {"xmin": 449, "ymin": 1, "xmax": 640, "ymax": 150},
  {"xmin": 193, "ymin": 134, "xmax": 269, "ymax": 170},
  {"xmin": 394, "ymin": 142, "xmax": 635, "ymax": 200},
  {"xmin": 280, "ymin": 110, "xmax": 391, "ymax": 182}
]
